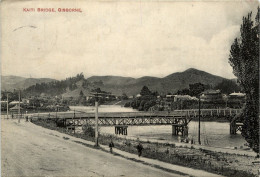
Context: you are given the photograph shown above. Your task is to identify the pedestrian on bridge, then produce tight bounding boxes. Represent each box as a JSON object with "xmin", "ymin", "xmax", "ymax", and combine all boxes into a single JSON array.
[{"xmin": 137, "ymin": 142, "xmax": 143, "ymax": 157}]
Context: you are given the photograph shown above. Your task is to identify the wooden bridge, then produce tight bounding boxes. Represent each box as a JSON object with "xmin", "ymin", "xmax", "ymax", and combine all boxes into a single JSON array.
[{"xmin": 30, "ymin": 108, "xmax": 243, "ymax": 136}]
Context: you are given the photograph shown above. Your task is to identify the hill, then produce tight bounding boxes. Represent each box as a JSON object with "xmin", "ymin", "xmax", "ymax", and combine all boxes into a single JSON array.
[
  {"xmin": 2, "ymin": 68, "xmax": 235, "ymax": 97},
  {"xmin": 1, "ymin": 75, "xmax": 56, "ymax": 91},
  {"xmin": 85, "ymin": 68, "xmax": 228, "ymax": 96}
]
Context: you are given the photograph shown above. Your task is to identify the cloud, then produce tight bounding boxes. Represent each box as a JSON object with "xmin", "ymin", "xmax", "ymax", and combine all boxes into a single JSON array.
[{"xmin": 1, "ymin": 1, "xmax": 258, "ymax": 80}]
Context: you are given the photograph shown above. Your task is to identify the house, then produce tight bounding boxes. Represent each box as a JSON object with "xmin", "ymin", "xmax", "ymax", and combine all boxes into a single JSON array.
[
  {"xmin": 173, "ymin": 95, "xmax": 197, "ymax": 102},
  {"xmin": 136, "ymin": 94, "xmax": 141, "ymax": 98},
  {"xmin": 228, "ymin": 92, "xmax": 246, "ymax": 103},
  {"xmin": 22, "ymin": 98, "xmax": 30, "ymax": 104},
  {"xmin": 200, "ymin": 90, "xmax": 223, "ymax": 102},
  {"xmin": 166, "ymin": 95, "xmax": 175, "ymax": 102},
  {"xmin": 9, "ymin": 101, "xmax": 23, "ymax": 105}
]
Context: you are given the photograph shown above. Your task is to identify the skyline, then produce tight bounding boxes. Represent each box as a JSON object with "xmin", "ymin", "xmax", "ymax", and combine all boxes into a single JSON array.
[
  {"xmin": 1, "ymin": 0, "xmax": 258, "ymax": 80},
  {"xmin": 1, "ymin": 67, "xmax": 236, "ymax": 80}
]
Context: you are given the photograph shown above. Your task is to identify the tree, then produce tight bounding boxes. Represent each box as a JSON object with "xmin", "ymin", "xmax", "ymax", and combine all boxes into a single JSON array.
[
  {"xmin": 189, "ymin": 83, "xmax": 205, "ymax": 96},
  {"xmin": 214, "ymin": 79, "xmax": 241, "ymax": 94},
  {"xmin": 79, "ymin": 90, "xmax": 84, "ymax": 97},
  {"xmin": 140, "ymin": 86, "xmax": 152, "ymax": 96},
  {"xmin": 228, "ymin": 8, "xmax": 259, "ymax": 153},
  {"xmin": 121, "ymin": 93, "xmax": 128, "ymax": 100}
]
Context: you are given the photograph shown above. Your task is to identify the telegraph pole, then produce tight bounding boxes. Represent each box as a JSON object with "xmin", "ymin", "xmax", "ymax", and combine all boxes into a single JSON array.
[
  {"xmin": 6, "ymin": 93, "xmax": 9, "ymax": 119},
  {"xmin": 18, "ymin": 90, "xmax": 21, "ymax": 123},
  {"xmin": 198, "ymin": 95, "xmax": 201, "ymax": 145},
  {"xmin": 95, "ymin": 94, "xmax": 99, "ymax": 147}
]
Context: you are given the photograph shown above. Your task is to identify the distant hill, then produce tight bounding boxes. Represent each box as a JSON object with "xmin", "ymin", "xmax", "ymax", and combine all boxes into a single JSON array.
[
  {"xmin": 2, "ymin": 68, "xmax": 234, "ymax": 97},
  {"xmin": 86, "ymin": 68, "xmax": 228, "ymax": 96},
  {"xmin": 1, "ymin": 75, "xmax": 57, "ymax": 91}
]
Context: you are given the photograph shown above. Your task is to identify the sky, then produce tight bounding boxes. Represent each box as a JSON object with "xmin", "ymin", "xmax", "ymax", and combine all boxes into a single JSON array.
[{"xmin": 1, "ymin": 0, "xmax": 258, "ymax": 80}]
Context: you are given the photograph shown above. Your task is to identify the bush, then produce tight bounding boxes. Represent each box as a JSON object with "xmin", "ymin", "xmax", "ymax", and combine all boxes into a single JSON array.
[{"xmin": 82, "ymin": 124, "xmax": 95, "ymax": 137}]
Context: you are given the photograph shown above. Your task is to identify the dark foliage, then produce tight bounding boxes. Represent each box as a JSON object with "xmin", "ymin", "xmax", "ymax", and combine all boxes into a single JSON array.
[
  {"xmin": 176, "ymin": 83, "xmax": 209, "ymax": 96},
  {"xmin": 229, "ymin": 9, "xmax": 259, "ymax": 153},
  {"xmin": 23, "ymin": 73, "xmax": 85, "ymax": 96},
  {"xmin": 214, "ymin": 79, "xmax": 241, "ymax": 94},
  {"xmin": 140, "ymin": 86, "xmax": 152, "ymax": 96},
  {"xmin": 82, "ymin": 124, "xmax": 95, "ymax": 137},
  {"xmin": 125, "ymin": 86, "xmax": 157, "ymax": 111}
]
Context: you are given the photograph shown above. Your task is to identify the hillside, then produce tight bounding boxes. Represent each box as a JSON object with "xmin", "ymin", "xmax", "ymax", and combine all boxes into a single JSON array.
[
  {"xmin": 2, "ymin": 68, "xmax": 234, "ymax": 97},
  {"xmin": 1, "ymin": 75, "xmax": 56, "ymax": 91},
  {"xmin": 85, "ymin": 68, "xmax": 228, "ymax": 96}
]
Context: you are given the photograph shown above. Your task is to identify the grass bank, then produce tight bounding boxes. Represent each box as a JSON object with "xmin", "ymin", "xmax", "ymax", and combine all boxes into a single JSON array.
[{"xmin": 31, "ymin": 119, "xmax": 258, "ymax": 177}]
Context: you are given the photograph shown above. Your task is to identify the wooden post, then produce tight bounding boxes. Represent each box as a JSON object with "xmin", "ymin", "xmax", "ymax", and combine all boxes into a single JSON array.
[
  {"xmin": 7, "ymin": 94, "xmax": 9, "ymax": 119},
  {"xmin": 95, "ymin": 101, "xmax": 99, "ymax": 146},
  {"xmin": 73, "ymin": 110, "xmax": 76, "ymax": 134},
  {"xmin": 198, "ymin": 96, "xmax": 201, "ymax": 145},
  {"xmin": 172, "ymin": 125, "xmax": 176, "ymax": 135},
  {"xmin": 230, "ymin": 121, "xmax": 236, "ymax": 134},
  {"xmin": 18, "ymin": 90, "xmax": 21, "ymax": 123}
]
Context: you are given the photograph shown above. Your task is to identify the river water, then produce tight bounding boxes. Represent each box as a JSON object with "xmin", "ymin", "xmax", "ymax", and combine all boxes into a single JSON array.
[{"xmin": 70, "ymin": 105, "xmax": 247, "ymax": 149}]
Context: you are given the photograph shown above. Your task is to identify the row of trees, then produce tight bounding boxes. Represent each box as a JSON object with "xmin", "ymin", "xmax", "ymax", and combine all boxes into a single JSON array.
[
  {"xmin": 23, "ymin": 73, "xmax": 85, "ymax": 97},
  {"xmin": 124, "ymin": 86, "xmax": 158, "ymax": 111},
  {"xmin": 175, "ymin": 80, "xmax": 241, "ymax": 96}
]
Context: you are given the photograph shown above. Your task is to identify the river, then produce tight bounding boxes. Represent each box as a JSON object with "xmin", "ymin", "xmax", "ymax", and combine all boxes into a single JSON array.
[{"xmin": 70, "ymin": 105, "xmax": 247, "ymax": 149}]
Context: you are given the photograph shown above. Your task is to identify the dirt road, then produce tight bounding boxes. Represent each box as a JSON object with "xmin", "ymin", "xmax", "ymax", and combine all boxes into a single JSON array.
[{"xmin": 1, "ymin": 119, "xmax": 182, "ymax": 177}]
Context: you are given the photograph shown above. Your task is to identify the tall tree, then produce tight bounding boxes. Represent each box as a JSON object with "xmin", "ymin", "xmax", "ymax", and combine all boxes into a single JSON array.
[
  {"xmin": 229, "ymin": 8, "xmax": 259, "ymax": 153},
  {"xmin": 140, "ymin": 86, "xmax": 152, "ymax": 96},
  {"xmin": 189, "ymin": 83, "xmax": 205, "ymax": 96}
]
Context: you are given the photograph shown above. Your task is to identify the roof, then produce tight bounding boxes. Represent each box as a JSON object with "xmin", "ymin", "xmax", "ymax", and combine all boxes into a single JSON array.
[
  {"xmin": 10, "ymin": 105, "xmax": 23, "ymax": 110},
  {"xmin": 229, "ymin": 92, "xmax": 246, "ymax": 97},
  {"xmin": 202, "ymin": 90, "xmax": 220, "ymax": 94},
  {"xmin": 9, "ymin": 101, "xmax": 23, "ymax": 105}
]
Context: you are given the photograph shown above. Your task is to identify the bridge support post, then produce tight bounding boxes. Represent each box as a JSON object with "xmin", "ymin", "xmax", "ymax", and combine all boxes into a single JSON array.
[
  {"xmin": 115, "ymin": 126, "xmax": 128, "ymax": 135},
  {"xmin": 172, "ymin": 125, "xmax": 177, "ymax": 135},
  {"xmin": 172, "ymin": 125, "xmax": 188, "ymax": 136},
  {"xmin": 230, "ymin": 121, "xmax": 236, "ymax": 134},
  {"xmin": 183, "ymin": 125, "xmax": 188, "ymax": 137}
]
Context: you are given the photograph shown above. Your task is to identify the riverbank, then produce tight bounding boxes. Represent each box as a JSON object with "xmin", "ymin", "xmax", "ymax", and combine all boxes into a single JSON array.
[{"xmin": 32, "ymin": 119, "xmax": 258, "ymax": 177}]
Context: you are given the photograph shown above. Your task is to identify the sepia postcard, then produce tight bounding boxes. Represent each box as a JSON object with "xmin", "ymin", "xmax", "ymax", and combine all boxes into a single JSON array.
[{"xmin": 1, "ymin": 0, "xmax": 259, "ymax": 176}]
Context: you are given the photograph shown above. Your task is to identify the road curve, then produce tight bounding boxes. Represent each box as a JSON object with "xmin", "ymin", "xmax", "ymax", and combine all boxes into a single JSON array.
[{"xmin": 1, "ymin": 119, "xmax": 182, "ymax": 177}]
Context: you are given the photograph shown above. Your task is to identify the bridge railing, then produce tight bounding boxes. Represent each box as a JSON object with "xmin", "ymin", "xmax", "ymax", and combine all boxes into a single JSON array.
[
  {"xmin": 174, "ymin": 108, "xmax": 242, "ymax": 117},
  {"xmin": 28, "ymin": 108, "xmax": 242, "ymax": 121}
]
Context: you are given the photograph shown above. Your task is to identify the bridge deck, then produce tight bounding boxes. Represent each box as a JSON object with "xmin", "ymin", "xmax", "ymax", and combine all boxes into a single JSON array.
[{"xmin": 30, "ymin": 108, "xmax": 242, "ymax": 127}]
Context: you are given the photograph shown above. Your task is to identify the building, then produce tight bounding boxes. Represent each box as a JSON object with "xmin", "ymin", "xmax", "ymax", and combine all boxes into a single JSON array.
[
  {"xmin": 200, "ymin": 90, "xmax": 223, "ymax": 102},
  {"xmin": 228, "ymin": 92, "xmax": 246, "ymax": 103},
  {"xmin": 173, "ymin": 95, "xmax": 198, "ymax": 102}
]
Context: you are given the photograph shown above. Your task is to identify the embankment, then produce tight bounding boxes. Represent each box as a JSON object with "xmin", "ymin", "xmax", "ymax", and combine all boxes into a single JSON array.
[{"xmin": 31, "ymin": 119, "xmax": 258, "ymax": 177}]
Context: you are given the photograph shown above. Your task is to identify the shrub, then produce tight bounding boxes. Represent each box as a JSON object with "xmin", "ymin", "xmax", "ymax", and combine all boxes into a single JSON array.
[{"xmin": 82, "ymin": 124, "xmax": 95, "ymax": 137}]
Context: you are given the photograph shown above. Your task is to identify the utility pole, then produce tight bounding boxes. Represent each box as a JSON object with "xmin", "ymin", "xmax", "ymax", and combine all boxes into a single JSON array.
[
  {"xmin": 95, "ymin": 95, "xmax": 99, "ymax": 147},
  {"xmin": 7, "ymin": 93, "xmax": 9, "ymax": 119},
  {"xmin": 73, "ymin": 109, "xmax": 76, "ymax": 134},
  {"xmin": 198, "ymin": 95, "xmax": 201, "ymax": 145},
  {"xmin": 18, "ymin": 90, "xmax": 21, "ymax": 123}
]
